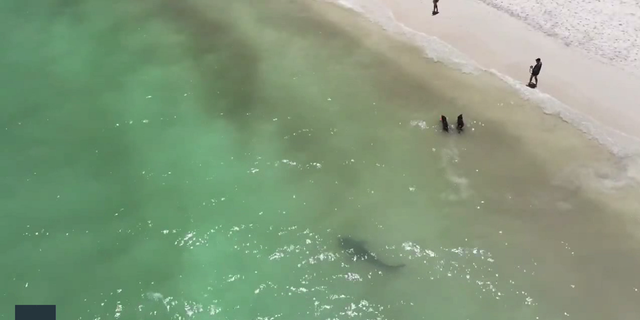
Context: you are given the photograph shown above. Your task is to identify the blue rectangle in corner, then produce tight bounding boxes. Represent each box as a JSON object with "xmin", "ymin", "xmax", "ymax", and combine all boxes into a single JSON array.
[{"xmin": 15, "ymin": 305, "xmax": 56, "ymax": 320}]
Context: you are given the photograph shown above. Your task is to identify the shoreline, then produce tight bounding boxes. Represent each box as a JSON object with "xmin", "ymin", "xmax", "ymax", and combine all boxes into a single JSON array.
[
  {"xmin": 307, "ymin": 0, "xmax": 640, "ymax": 220},
  {"xmin": 322, "ymin": 0, "xmax": 640, "ymax": 159}
]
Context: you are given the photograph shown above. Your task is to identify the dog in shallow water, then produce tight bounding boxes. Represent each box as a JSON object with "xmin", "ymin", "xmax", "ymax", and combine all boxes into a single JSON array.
[
  {"xmin": 456, "ymin": 114, "xmax": 464, "ymax": 133},
  {"xmin": 441, "ymin": 115, "xmax": 449, "ymax": 132}
]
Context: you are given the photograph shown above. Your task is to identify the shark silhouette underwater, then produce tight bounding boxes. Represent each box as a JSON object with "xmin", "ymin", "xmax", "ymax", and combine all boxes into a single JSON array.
[{"xmin": 338, "ymin": 236, "xmax": 406, "ymax": 270}]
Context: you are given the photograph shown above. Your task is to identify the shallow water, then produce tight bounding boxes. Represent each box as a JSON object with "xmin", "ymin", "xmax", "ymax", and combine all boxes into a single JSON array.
[{"xmin": 1, "ymin": 0, "xmax": 640, "ymax": 319}]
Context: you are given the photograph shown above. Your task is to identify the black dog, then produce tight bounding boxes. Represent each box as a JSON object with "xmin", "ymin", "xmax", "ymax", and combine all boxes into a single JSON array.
[
  {"xmin": 441, "ymin": 115, "xmax": 449, "ymax": 132},
  {"xmin": 456, "ymin": 114, "xmax": 464, "ymax": 133}
]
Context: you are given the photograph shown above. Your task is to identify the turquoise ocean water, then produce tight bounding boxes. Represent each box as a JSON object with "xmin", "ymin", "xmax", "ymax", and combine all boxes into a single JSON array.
[{"xmin": 2, "ymin": 0, "xmax": 640, "ymax": 319}]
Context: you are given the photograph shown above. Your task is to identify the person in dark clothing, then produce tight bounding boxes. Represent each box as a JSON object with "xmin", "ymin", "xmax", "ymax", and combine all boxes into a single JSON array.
[
  {"xmin": 529, "ymin": 58, "xmax": 542, "ymax": 86},
  {"xmin": 432, "ymin": 0, "xmax": 439, "ymax": 15}
]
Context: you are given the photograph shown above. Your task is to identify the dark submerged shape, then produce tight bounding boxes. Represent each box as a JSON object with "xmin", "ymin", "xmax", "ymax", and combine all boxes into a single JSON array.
[{"xmin": 338, "ymin": 236, "xmax": 405, "ymax": 270}]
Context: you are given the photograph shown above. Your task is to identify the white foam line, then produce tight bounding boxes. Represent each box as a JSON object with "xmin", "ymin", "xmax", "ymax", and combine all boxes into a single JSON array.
[
  {"xmin": 329, "ymin": 0, "xmax": 483, "ymax": 74},
  {"xmin": 490, "ymin": 70, "xmax": 640, "ymax": 157},
  {"xmin": 393, "ymin": 19, "xmax": 481, "ymax": 75}
]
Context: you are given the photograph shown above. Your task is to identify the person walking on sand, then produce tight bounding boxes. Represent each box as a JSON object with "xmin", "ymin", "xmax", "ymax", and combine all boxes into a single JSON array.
[
  {"xmin": 528, "ymin": 58, "xmax": 542, "ymax": 87},
  {"xmin": 432, "ymin": 0, "xmax": 439, "ymax": 15}
]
